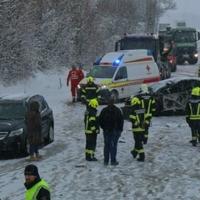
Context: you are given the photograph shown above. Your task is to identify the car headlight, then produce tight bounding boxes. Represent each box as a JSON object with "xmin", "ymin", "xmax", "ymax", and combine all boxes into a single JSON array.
[
  {"xmin": 9, "ymin": 128, "xmax": 23, "ymax": 137},
  {"xmin": 101, "ymin": 85, "xmax": 107, "ymax": 89},
  {"xmin": 194, "ymin": 53, "xmax": 198, "ymax": 58}
]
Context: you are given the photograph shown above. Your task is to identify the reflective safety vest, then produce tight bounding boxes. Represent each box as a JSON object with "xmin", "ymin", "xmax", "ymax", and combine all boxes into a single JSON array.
[
  {"xmin": 84, "ymin": 109, "xmax": 99, "ymax": 134},
  {"xmin": 129, "ymin": 107, "xmax": 145, "ymax": 133},
  {"xmin": 140, "ymin": 95, "xmax": 155, "ymax": 120},
  {"xmin": 189, "ymin": 103, "xmax": 200, "ymax": 120},
  {"xmin": 81, "ymin": 83, "xmax": 100, "ymax": 101},
  {"xmin": 25, "ymin": 179, "xmax": 50, "ymax": 200}
]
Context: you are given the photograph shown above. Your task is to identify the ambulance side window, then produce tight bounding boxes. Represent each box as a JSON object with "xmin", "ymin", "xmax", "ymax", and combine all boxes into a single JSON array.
[{"xmin": 115, "ymin": 67, "xmax": 127, "ymax": 80}]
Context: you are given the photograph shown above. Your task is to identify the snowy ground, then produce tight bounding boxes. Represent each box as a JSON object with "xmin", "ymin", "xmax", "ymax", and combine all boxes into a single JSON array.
[{"xmin": 0, "ymin": 64, "xmax": 200, "ymax": 200}]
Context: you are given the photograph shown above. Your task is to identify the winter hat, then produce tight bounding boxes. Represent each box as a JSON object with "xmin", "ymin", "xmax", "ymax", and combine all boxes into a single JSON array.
[{"xmin": 24, "ymin": 164, "xmax": 39, "ymax": 177}]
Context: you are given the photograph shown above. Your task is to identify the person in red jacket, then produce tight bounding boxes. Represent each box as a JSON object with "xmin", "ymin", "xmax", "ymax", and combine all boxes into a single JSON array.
[{"xmin": 67, "ymin": 65, "xmax": 80, "ymax": 102}]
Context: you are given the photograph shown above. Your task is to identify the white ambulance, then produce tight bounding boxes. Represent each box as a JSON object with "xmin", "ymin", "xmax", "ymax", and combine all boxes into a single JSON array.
[{"xmin": 78, "ymin": 49, "xmax": 160, "ymax": 102}]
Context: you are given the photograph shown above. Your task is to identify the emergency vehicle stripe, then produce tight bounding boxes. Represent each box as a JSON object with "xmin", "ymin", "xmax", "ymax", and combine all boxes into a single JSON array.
[
  {"xmin": 100, "ymin": 57, "xmax": 153, "ymax": 66},
  {"xmin": 110, "ymin": 76, "xmax": 160, "ymax": 88},
  {"xmin": 125, "ymin": 57, "xmax": 153, "ymax": 63}
]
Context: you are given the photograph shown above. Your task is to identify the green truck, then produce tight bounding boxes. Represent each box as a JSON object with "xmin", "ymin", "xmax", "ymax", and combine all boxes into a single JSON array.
[{"xmin": 159, "ymin": 22, "xmax": 200, "ymax": 65}]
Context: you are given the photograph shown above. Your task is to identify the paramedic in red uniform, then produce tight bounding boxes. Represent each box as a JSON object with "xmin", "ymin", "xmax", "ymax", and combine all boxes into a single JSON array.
[{"xmin": 67, "ymin": 65, "xmax": 80, "ymax": 102}]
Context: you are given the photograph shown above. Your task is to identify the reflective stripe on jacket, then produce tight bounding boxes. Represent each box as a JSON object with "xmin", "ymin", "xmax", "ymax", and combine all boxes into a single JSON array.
[
  {"xmin": 84, "ymin": 108, "xmax": 99, "ymax": 134},
  {"xmin": 189, "ymin": 103, "xmax": 200, "ymax": 120}
]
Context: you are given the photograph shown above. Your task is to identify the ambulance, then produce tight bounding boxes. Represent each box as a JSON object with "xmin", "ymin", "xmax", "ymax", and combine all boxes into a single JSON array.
[{"xmin": 78, "ymin": 49, "xmax": 160, "ymax": 103}]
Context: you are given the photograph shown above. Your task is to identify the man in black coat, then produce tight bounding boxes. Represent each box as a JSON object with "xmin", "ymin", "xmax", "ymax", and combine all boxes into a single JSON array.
[{"xmin": 99, "ymin": 98, "xmax": 124, "ymax": 165}]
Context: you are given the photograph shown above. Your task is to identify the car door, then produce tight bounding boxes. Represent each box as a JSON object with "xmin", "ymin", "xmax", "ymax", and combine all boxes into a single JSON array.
[{"xmin": 113, "ymin": 66, "xmax": 128, "ymax": 99}]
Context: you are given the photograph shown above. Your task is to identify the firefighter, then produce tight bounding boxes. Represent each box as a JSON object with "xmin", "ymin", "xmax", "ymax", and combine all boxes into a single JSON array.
[
  {"xmin": 129, "ymin": 97, "xmax": 149, "ymax": 162},
  {"xmin": 66, "ymin": 65, "xmax": 80, "ymax": 102},
  {"xmin": 185, "ymin": 87, "xmax": 200, "ymax": 146},
  {"xmin": 136, "ymin": 84, "xmax": 156, "ymax": 144},
  {"xmin": 84, "ymin": 98, "xmax": 100, "ymax": 161},
  {"xmin": 81, "ymin": 76, "xmax": 101, "ymax": 107}
]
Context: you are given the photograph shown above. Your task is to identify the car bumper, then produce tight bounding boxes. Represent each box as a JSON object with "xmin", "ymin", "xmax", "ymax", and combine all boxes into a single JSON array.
[{"xmin": 0, "ymin": 135, "xmax": 23, "ymax": 154}]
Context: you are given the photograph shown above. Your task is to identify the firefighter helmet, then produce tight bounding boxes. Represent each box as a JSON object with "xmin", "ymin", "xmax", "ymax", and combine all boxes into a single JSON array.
[
  {"xmin": 89, "ymin": 98, "xmax": 99, "ymax": 108},
  {"xmin": 191, "ymin": 87, "xmax": 200, "ymax": 96},
  {"xmin": 131, "ymin": 97, "xmax": 141, "ymax": 105},
  {"xmin": 87, "ymin": 76, "xmax": 94, "ymax": 83}
]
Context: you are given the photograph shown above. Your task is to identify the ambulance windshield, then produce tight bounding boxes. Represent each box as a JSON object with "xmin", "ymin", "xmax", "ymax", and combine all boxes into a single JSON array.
[{"xmin": 88, "ymin": 65, "xmax": 117, "ymax": 78}]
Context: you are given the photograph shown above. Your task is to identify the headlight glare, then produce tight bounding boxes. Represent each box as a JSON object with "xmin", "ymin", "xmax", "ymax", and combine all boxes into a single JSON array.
[
  {"xmin": 9, "ymin": 128, "xmax": 23, "ymax": 137},
  {"xmin": 101, "ymin": 85, "xmax": 107, "ymax": 89}
]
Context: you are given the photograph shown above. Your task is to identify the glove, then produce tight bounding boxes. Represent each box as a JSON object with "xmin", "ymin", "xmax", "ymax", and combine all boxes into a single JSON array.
[
  {"xmin": 81, "ymin": 97, "xmax": 86, "ymax": 104},
  {"xmin": 143, "ymin": 121, "xmax": 150, "ymax": 129}
]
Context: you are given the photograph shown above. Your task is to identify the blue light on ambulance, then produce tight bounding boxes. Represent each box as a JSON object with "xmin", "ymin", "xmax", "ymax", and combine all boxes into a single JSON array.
[{"xmin": 112, "ymin": 59, "xmax": 121, "ymax": 67}]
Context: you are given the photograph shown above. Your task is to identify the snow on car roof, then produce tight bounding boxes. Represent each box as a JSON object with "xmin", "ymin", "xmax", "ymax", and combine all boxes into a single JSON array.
[
  {"xmin": 0, "ymin": 93, "xmax": 29, "ymax": 101},
  {"xmin": 150, "ymin": 76, "xmax": 200, "ymax": 92}
]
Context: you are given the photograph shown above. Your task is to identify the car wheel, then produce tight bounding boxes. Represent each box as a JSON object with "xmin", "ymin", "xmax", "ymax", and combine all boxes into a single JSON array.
[
  {"xmin": 155, "ymin": 97, "xmax": 163, "ymax": 116},
  {"xmin": 110, "ymin": 90, "xmax": 119, "ymax": 103},
  {"xmin": 188, "ymin": 59, "xmax": 198, "ymax": 65},
  {"xmin": 47, "ymin": 125, "xmax": 54, "ymax": 144}
]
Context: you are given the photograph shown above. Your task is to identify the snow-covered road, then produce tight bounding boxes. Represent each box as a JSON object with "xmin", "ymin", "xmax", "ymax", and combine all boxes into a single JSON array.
[{"xmin": 0, "ymin": 64, "xmax": 200, "ymax": 200}]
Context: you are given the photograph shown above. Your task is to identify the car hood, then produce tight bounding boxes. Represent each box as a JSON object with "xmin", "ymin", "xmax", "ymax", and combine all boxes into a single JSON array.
[{"xmin": 0, "ymin": 119, "xmax": 25, "ymax": 132}]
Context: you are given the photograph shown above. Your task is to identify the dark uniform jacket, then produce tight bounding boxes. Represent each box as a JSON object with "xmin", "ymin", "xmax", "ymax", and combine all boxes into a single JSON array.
[
  {"xmin": 136, "ymin": 93, "xmax": 156, "ymax": 121},
  {"xmin": 99, "ymin": 104, "xmax": 124, "ymax": 132},
  {"xmin": 129, "ymin": 104, "xmax": 146, "ymax": 132},
  {"xmin": 84, "ymin": 107, "xmax": 99, "ymax": 135},
  {"xmin": 81, "ymin": 82, "xmax": 100, "ymax": 103},
  {"xmin": 185, "ymin": 97, "xmax": 200, "ymax": 127}
]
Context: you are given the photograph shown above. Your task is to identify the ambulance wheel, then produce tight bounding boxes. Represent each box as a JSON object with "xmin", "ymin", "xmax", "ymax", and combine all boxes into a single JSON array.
[{"xmin": 110, "ymin": 90, "xmax": 119, "ymax": 103}]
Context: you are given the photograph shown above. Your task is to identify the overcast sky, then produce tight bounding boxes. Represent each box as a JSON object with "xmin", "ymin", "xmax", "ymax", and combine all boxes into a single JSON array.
[{"xmin": 160, "ymin": 0, "xmax": 200, "ymax": 30}]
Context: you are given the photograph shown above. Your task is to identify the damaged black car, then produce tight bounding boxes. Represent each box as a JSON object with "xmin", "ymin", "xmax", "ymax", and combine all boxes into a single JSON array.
[{"xmin": 121, "ymin": 77, "xmax": 200, "ymax": 119}]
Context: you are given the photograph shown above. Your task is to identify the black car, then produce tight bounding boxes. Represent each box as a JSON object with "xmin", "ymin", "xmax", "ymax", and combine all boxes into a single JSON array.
[
  {"xmin": 0, "ymin": 94, "xmax": 54, "ymax": 156},
  {"xmin": 121, "ymin": 77, "xmax": 200, "ymax": 118}
]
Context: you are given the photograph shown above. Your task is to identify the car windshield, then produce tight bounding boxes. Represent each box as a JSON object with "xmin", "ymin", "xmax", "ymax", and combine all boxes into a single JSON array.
[
  {"xmin": 87, "ymin": 65, "xmax": 117, "ymax": 78},
  {"xmin": 174, "ymin": 31, "xmax": 196, "ymax": 42},
  {"xmin": 0, "ymin": 102, "xmax": 26, "ymax": 119},
  {"xmin": 120, "ymin": 38, "xmax": 156, "ymax": 50}
]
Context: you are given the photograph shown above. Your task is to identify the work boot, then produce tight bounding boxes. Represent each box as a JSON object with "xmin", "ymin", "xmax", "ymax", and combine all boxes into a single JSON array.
[
  {"xmin": 131, "ymin": 150, "xmax": 137, "ymax": 158},
  {"xmin": 35, "ymin": 153, "xmax": 42, "ymax": 161},
  {"xmin": 111, "ymin": 161, "xmax": 119, "ymax": 166},
  {"xmin": 85, "ymin": 154, "xmax": 91, "ymax": 161},
  {"xmin": 192, "ymin": 140, "xmax": 197, "ymax": 147},
  {"xmin": 137, "ymin": 153, "xmax": 145, "ymax": 162},
  {"xmin": 91, "ymin": 157, "xmax": 98, "ymax": 161},
  {"xmin": 28, "ymin": 155, "xmax": 36, "ymax": 161}
]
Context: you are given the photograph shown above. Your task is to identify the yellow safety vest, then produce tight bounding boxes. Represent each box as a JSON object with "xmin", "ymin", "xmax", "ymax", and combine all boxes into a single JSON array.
[{"xmin": 25, "ymin": 179, "xmax": 50, "ymax": 200}]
